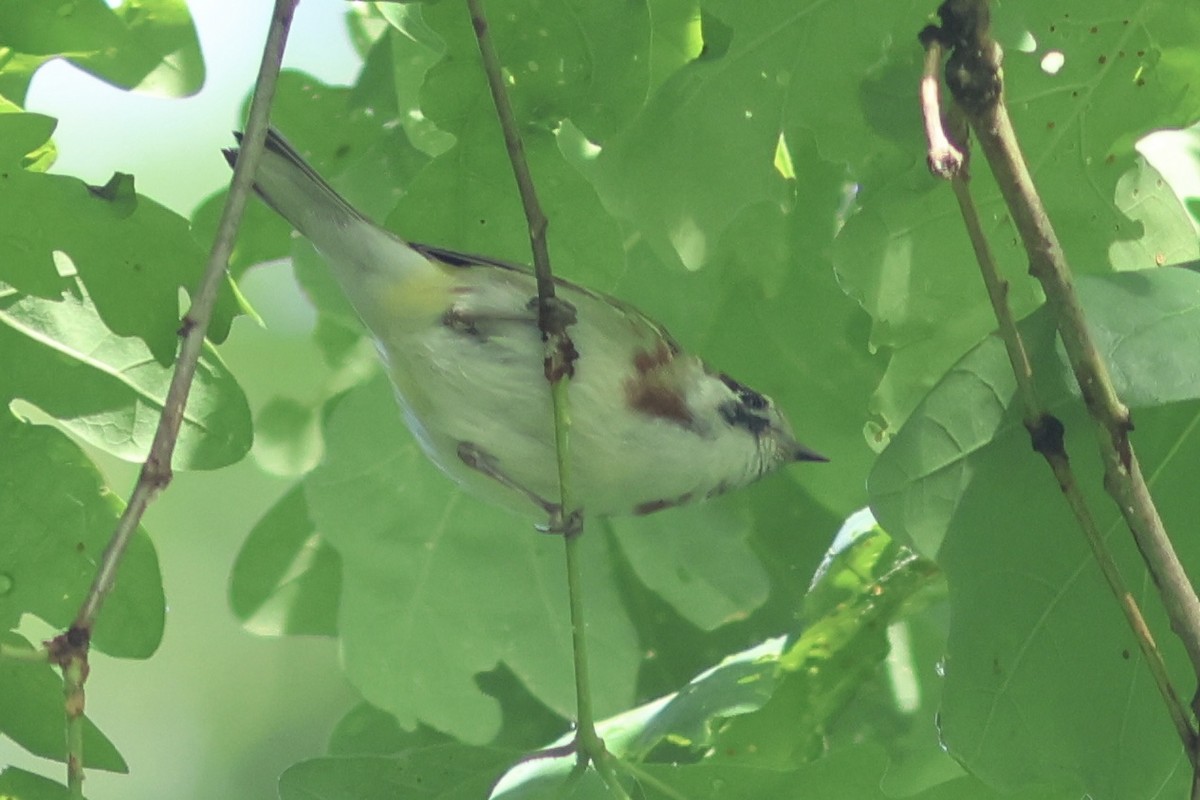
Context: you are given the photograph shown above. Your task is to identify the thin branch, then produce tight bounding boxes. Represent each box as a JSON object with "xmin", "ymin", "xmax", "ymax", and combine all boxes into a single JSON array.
[
  {"xmin": 72, "ymin": 0, "xmax": 298, "ymax": 634},
  {"xmin": 62, "ymin": 654, "xmax": 86, "ymax": 798},
  {"xmin": 463, "ymin": 0, "xmax": 576, "ymax": 345},
  {"xmin": 926, "ymin": 0, "xmax": 1200, "ymax": 766},
  {"xmin": 465, "ymin": 2, "xmax": 624, "ymax": 796},
  {"xmin": 55, "ymin": 0, "xmax": 298, "ymax": 791},
  {"xmin": 0, "ymin": 642, "xmax": 49, "ymax": 663},
  {"xmin": 921, "ymin": 68, "xmax": 1196, "ymax": 752},
  {"xmin": 918, "ymin": 38, "xmax": 963, "ymax": 179}
]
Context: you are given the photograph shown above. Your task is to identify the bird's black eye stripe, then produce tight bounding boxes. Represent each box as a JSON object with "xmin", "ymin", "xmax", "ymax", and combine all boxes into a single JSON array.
[
  {"xmin": 719, "ymin": 401, "xmax": 771, "ymax": 435},
  {"xmin": 718, "ymin": 373, "xmax": 768, "ymax": 410}
]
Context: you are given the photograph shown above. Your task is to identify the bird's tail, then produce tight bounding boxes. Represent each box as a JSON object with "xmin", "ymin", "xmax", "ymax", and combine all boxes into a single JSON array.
[
  {"xmin": 223, "ymin": 129, "xmax": 374, "ymax": 241},
  {"xmin": 224, "ymin": 129, "xmax": 431, "ymax": 297}
]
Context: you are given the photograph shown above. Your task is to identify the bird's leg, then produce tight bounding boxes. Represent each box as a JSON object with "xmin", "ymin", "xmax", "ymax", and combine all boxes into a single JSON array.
[
  {"xmin": 456, "ymin": 441, "xmax": 576, "ymax": 533},
  {"xmin": 543, "ymin": 508, "xmax": 583, "ymax": 538}
]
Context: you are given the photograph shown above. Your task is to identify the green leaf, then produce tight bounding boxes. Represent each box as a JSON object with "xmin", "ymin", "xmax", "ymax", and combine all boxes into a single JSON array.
[
  {"xmin": 252, "ymin": 396, "xmax": 323, "ymax": 477},
  {"xmin": 933, "ymin": 401, "xmax": 1194, "ymax": 798},
  {"xmin": 0, "ymin": 767, "xmax": 77, "ymax": 800},
  {"xmin": 360, "ymin": 17, "xmax": 456, "ymax": 157},
  {"xmin": 418, "ymin": 0, "xmax": 669, "ymax": 144},
  {"xmin": 0, "ymin": 634, "xmax": 127, "ymax": 772},
  {"xmin": 0, "ymin": 282, "xmax": 252, "ymax": 471},
  {"xmin": 229, "ymin": 483, "xmax": 341, "ymax": 637},
  {"xmin": 328, "ymin": 668, "xmax": 564, "ymax": 756},
  {"xmin": 872, "ymin": 269, "xmax": 1200, "ymax": 557},
  {"xmin": 870, "ymin": 269, "xmax": 1200, "ymax": 796},
  {"xmin": 0, "ymin": 411, "xmax": 163, "ymax": 658},
  {"xmin": 278, "ymin": 745, "xmax": 516, "ymax": 800},
  {"xmin": 591, "ymin": 0, "xmax": 925, "ymax": 272},
  {"xmin": 303, "ymin": 374, "xmax": 640, "ymax": 743},
  {"xmin": 0, "ymin": 0, "xmax": 204, "ymax": 103},
  {"xmin": 587, "ymin": 102, "xmax": 882, "ymax": 522},
  {"xmin": 386, "ymin": 124, "xmax": 627, "ymax": 290},
  {"xmin": 0, "ymin": 107, "xmax": 57, "ymax": 169},
  {"xmin": 632, "ymin": 749, "xmax": 1072, "ymax": 800},
  {"xmin": 189, "ymin": 188, "xmax": 292, "ymax": 280},
  {"xmin": 1111, "ymin": 156, "xmax": 1200, "ymax": 268},
  {"xmin": 327, "ymin": 702, "xmax": 455, "ymax": 756},
  {"xmin": 0, "ymin": 113, "xmax": 239, "ymax": 359},
  {"xmin": 608, "ymin": 501, "xmax": 769, "ymax": 631},
  {"xmin": 490, "ymin": 521, "xmax": 935, "ymax": 778},
  {"xmin": 629, "ymin": 747, "xmax": 894, "ymax": 800},
  {"xmin": 710, "ymin": 529, "xmax": 938, "ymax": 767}
]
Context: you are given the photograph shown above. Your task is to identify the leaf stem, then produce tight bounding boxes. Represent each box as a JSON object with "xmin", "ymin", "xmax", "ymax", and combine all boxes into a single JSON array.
[{"xmin": 923, "ymin": 0, "xmax": 1200, "ymax": 766}]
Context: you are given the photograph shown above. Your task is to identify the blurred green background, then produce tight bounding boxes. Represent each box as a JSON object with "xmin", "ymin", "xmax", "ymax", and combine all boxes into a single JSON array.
[{"xmin": 3, "ymin": 2, "xmax": 366, "ymax": 798}]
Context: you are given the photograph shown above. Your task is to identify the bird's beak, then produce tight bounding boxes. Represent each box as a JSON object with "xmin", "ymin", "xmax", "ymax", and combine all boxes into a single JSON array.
[{"xmin": 790, "ymin": 441, "xmax": 828, "ymax": 463}]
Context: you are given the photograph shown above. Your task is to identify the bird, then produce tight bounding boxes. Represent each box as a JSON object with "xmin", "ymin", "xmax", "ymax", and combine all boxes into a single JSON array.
[{"xmin": 224, "ymin": 129, "xmax": 825, "ymax": 529}]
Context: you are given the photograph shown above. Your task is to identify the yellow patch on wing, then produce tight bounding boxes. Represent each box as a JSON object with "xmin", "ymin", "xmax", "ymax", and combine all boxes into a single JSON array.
[{"xmin": 373, "ymin": 263, "xmax": 461, "ymax": 328}]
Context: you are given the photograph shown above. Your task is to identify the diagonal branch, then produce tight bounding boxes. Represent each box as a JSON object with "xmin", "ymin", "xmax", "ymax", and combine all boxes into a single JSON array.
[
  {"xmin": 919, "ymin": 39, "xmax": 1196, "ymax": 755},
  {"xmin": 54, "ymin": 0, "xmax": 299, "ymax": 794},
  {"xmin": 922, "ymin": 0, "xmax": 1200, "ymax": 771},
  {"xmin": 72, "ymin": 0, "xmax": 299, "ymax": 638}
]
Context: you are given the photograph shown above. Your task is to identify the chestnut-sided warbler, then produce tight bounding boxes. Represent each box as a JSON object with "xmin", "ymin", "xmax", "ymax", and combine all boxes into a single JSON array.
[{"xmin": 225, "ymin": 130, "xmax": 824, "ymax": 523}]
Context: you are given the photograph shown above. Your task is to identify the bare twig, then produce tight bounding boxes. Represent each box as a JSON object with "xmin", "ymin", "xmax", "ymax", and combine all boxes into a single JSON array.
[
  {"xmin": 918, "ymin": 37, "xmax": 963, "ymax": 179},
  {"xmin": 62, "ymin": 654, "xmax": 86, "ymax": 796},
  {"xmin": 464, "ymin": 1, "xmax": 623, "ymax": 796},
  {"xmin": 72, "ymin": 0, "xmax": 298, "ymax": 636},
  {"xmin": 925, "ymin": 0, "xmax": 1200, "ymax": 773},
  {"xmin": 55, "ymin": 0, "xmax": 299, "ymax": 792},
  {"xmin": 463, "ymin": 0, "xmax": 577, "ymax": 351},
  {"xmin": 920, "ymin": 52, "xmax": 1195, "ymax": 752},
  {"xmin": 0, "ymin": 642, "xmax": 49, "ymax": 663}
]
